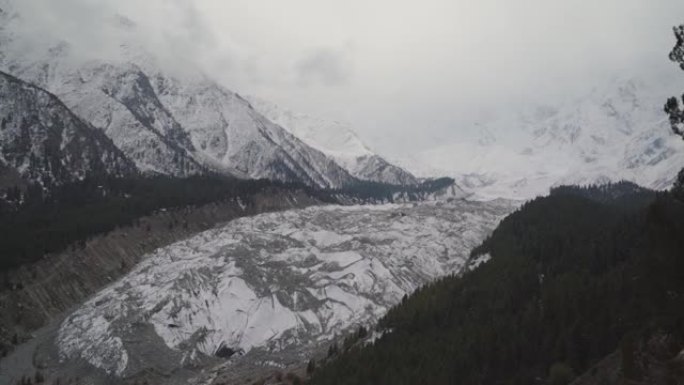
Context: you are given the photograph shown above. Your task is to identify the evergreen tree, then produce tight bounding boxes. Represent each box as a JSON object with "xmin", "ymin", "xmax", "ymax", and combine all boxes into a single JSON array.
[
  {"xmin": 547, "ymin": 362, "xmax": 575, "ymax": 385},
  {"xmin": 665, "ymin": 24, "xmax": 684, "ymax": 199},
  {"xmin": 665, "ymin": 25, "xmax": 684, "ymax": 138},
  {"xmin": 307, "ymin": 359, "xmax": 317, "ymax": 375},
  {"xmin": 309, "ymin": 187, "xmax": 684, "ymax": 385}
]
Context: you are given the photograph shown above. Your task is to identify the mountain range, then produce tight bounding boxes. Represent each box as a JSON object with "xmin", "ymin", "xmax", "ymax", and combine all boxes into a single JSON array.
[
  {"xmin": 3, "ymin": 0, "xmax": 681, "ymax": 199},
  {"xmin": 393, "ymin": 75, "xmax": 684, "ymax": 199},
  {"xmin": 53, "ymin": 199, "xmax": 513, "ymax": 382},
  {"xmin": 2, "ymin": 0, "xmax": 684, "ymax": 384},
  {"xmin": 245, "ymin": 96, "xmax": 418, "ymax": 185},
  {"xmin": 0, "ymin": 71, "xmax": 136, "ymax": 190},
  {"xmin": 0, "ymin": 1, "xmax": 415, "ymax": 190}
]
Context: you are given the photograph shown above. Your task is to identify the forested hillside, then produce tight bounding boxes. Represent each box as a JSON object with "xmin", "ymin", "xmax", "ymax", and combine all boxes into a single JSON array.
[
  {"xmin": 0, "ymin": 175, "xmax": 335, "ymax": 272},
  {"xmin": 0, "ymin": 175, "xmax": 456, "ymax": 272},
  {"xmin": 331, "ymin": 177, "xmax": 456, "ymax": 202},
  {"xmin": 309, "ymin": 184, "xmax": 684, "ymax": 385}
]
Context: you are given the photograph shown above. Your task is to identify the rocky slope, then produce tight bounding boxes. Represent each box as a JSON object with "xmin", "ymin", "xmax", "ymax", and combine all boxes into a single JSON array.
[
  {"xmin": 8, "ymin": 199, "xmax": 514, "ymax": 384},
  {"xmin": 395, "ymin": 76, "xmax": 684, "ymax": 200},
  {"xmin": 0, "ymin": 70, "xmax": 137, "ymax": 190},
  {"xmin": 246, "ymin": 97, "xmax": 418, "ymax": 185},
  {"xmin": 0, "ymin": 1, "xmax": 355, "ymax": 188}
]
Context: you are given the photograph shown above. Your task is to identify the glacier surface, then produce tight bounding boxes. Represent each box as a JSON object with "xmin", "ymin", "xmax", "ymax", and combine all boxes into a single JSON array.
[{"xmin": 57, "ymin": 199, "xmax": 514, "ymax": 376}]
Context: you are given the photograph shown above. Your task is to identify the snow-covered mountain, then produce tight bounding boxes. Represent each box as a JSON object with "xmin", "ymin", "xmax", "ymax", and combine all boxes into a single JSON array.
[
  {"xmin": 0, "ymin": 70, "xmax": 137, "ymax": 190},
  {"xmin": 246, "ymin": 97, "xmax": 418, "ymax": 185},
  {"xmin": 395, "ymin": 76, "xmax": 684, "ymax": 200},
  {"xmin": 0, "ymin": 2, "xmax": 356, "ymax": 188},
  {"xmin": 54, "ymin": 199, "xmax": 514, "ymax": 380}
]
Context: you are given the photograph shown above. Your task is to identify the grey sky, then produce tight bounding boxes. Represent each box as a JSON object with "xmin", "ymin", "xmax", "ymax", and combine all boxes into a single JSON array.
[
  {"xmin": 295, "ymin": 48, "xmax": 352, "ymax": 87},
  {"xmin": 6, "ymin": 0, "xmax": 684, "ymax": 155}
]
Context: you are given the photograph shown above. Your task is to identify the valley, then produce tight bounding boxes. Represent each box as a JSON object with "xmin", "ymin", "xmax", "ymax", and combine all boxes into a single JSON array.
[
  {"xmin": 1, "ymin": 199, "xmax": 515, "ymax": 385},
  {"xmin": 0, "ymin": 1, "xmax": 683, "ymax": 384}
]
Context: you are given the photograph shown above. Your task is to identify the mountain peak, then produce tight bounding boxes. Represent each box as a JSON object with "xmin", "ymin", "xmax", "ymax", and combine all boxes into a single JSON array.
[
  {"xmin": 245, "ymin": 96, "xmax": 418, "ymax": 185},
  {"xmin": 0, "ymin": 5, "xmax": 363, "ymax": 188},
  {"xmin": 0, "ymin": 70, "xmax": 138, "ymax": 189},
  {"xmin": 396, "ymin": 75, "xmax": 684, "ymax": 200},
  {"xmin": 245, "ymin": 96, "xmax": 374, "ymax": 158}
]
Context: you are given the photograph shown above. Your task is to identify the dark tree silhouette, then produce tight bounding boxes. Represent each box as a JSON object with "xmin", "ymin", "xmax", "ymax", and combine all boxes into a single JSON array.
[
  {"xmin": 665, "ymin": 25, "xmax": 684, "ymax": 196},
  {"xmin": 665, "ymin": 25, "xmax": 684, "ymax": 138}
]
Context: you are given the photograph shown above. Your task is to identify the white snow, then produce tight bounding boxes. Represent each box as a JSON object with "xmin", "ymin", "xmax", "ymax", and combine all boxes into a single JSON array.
[
  {"xmin": 57, "ymin": 199, "xmax": 514, "ymax": 375},
  {"xmin": 245, "ymin": 96, "xmax": 374, "ymax": 163},
  {"xmin": 393, "ymin": 76, "xmax": 684, "ymax": 200},
  {"xmin": 246, "ymin": 96, "xmax": 418, "ymax": 185},
  {"xmin": 0, "ymin": 4, "xmax": 356, "ymax": 188}
]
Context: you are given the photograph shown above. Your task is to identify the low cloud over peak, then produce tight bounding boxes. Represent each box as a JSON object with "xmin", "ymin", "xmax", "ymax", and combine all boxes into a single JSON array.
[{"xmin": 3, "ymin": 0, "xmax": 684, "ymax": 156}]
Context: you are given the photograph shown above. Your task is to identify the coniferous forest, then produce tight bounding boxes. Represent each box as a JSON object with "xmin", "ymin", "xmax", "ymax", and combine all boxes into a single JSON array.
[
  {"xmin": 309, "ymin": 184, "xmax": 684, "ymax": 385},
  {"xmin": 0, "ymin": 175, "xmax": 451, "ymax": 272},
  {"xmin": 0, "ymin": 176, "xmax": 300, "ymax": 272},
  {"xmin": 2, "ymin": 6, "xmax": 684, "ymax": 385},
  {"xmin": 306, "ymin": 22, "xmax": 684, "ymax": 385}
]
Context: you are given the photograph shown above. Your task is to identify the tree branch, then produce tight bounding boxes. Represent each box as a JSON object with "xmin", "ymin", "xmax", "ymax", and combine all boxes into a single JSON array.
[{"xmin": 666, "ymin": 25, "xmax": 684, "ymax": 139}]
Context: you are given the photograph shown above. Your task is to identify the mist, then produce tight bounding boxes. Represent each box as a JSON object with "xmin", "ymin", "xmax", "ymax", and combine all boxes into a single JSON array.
[{"xmin": 4, "ymin": 0, "xmax": 684, "ymax": 156}]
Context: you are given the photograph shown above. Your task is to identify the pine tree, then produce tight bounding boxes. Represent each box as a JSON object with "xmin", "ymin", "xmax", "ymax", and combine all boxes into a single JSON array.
[
  {"xmin": 665, "ymin": 25, "xmax": 684, "ymax": 138},
  {"xmin": 327, "ymin": 342, "xmax": 339, "ymax": 358},
  {"xmin": 548, "ymin": 363, "xmax": 575, "ymax": 385},
  {"xmin": 666, "ymin": 24, "xmax": 684, "ymax": 201},
  {"xmin": 306, "ymin": 359, "xmax": 316, "ymax": 375},
  {"xmin": 357, "ymin": 325, "xmax": 368, "ymax": 339}
]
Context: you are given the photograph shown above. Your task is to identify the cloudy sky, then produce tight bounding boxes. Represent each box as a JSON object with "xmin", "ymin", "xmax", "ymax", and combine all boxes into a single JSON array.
[{"xmin": 7, "ymin": 0, "xmax": 684, "ymax": 154}]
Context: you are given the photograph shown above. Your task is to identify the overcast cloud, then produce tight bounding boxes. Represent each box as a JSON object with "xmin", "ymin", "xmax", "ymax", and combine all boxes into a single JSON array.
[
  {"xmin": 4, "ymin": 0, "xmax": 684, "ymax": 155},
  {"xmin": 295, "ymin": 48, "xmax": 353, "ymax": 87}
]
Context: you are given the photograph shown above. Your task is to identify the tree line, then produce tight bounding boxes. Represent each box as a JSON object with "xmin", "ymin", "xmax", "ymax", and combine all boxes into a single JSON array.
[
  {"xmin": 0, "ymin": 175, "xmax": 330, "ymax": 272},
  {"xmin": 0, "ymin": 174, "xmax": 451, "ymax": 273}
]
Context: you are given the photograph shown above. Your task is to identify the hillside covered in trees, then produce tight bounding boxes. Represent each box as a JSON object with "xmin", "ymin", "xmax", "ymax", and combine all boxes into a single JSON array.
[
  {"xmin": 0, "ymin": 175, "xmax": 327, "ymax": 272},
  {"xmin": 0, "ymin": 174, "xmax": 455, "ymax": 273},
  {"xmin": 309, "ymin": 183, "xmax": 684, "ymax": 385}
]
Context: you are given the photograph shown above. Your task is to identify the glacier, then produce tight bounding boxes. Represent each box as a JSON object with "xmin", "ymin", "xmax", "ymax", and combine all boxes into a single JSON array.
[{"xmin": 56, "ymin": 199, "xmax": 515, "ymax": 378}]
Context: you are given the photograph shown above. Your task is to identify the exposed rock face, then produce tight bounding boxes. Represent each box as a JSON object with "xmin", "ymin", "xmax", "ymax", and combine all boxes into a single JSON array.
[
  {"xmin": 71, "ymin": 63, "xmax": 203, "ymax": 176},
  {"xmin": 151, "ymin": 76, "xmax": 355, "ymax": 187},
  {"xmin": 0, "ymin": 71, "xmax": 137, "ymax": 188},
  {"xmin": 245, "ymin": 96, "xmax": 418, "ymax": 185},
  {"xmin": 348, "ymin": 154, "xmax": 418, "ymax": 185}
]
